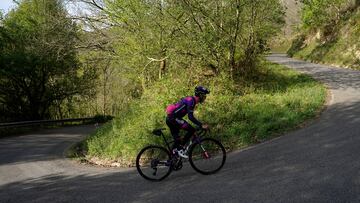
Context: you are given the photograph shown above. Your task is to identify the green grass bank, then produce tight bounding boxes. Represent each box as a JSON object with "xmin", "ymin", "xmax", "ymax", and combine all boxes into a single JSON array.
[{"xmin": 75, "ymin": 61, "xmax": 327, "ymax": 167}]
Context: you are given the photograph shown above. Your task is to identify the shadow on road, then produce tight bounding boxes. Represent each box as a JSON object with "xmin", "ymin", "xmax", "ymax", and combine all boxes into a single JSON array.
[{"xmin": 0, "ymin": 125, "xmax": 96, "ymax": 166}]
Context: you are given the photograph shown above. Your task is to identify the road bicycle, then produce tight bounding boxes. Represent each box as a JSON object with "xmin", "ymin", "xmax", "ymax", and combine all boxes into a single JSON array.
[{"xmin": 136, "ymin": 128, "xmax": 226, "ymax": 181}]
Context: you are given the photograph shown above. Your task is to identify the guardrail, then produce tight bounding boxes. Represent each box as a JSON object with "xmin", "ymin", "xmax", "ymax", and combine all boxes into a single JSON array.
[{"xmin": 0, "ymin": 117, "xmax": 97, "ymax": 128}]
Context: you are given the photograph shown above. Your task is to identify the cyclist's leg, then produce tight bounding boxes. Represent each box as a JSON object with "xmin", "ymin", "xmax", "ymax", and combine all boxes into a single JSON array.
[
  {"xmin": 180, "ymin": 121, "xmax": 196, "ymax": 146},
  {"xmin": 166, "ymin": 117, "xmax": 181, "ymax": 150}
]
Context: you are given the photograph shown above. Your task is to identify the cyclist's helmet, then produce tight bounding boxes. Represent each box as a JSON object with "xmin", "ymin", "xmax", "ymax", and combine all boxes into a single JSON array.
[{"xmin": 194, "ymin": 86, "xmax": 210, "ymax": 103}]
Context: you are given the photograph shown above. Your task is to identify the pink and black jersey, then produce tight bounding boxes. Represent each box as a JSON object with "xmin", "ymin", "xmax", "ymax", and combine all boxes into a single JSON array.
[{"xmin": 166, "ymin": 96, "xmax": 202, "ymax": 127}]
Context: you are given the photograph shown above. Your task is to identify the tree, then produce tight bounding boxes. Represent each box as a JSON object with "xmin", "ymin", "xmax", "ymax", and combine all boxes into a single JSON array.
[
  {"xmin": 300, "ymin": 0, "xmax": 350, "ymax": 29},
  {"xmin": 69, "ymin": 0, "xmax": 285, "ymax": 113},
  {"xmin": 101, "ymin": 0, "xmax": 284, "ymax": 81},
  {"xmin": 0, "ymin": 0, "xmax": 96, "ymax": 121},
  {"xmin": 171, "ymin": 0, "xmax": 284, "ymax": 76}
]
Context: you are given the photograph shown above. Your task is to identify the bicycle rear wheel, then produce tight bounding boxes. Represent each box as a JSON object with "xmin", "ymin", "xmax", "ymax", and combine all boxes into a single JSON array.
[
  {"xmin": 189, "ymin": 138, "xmax": 226, "ymax": 175},
  {"xmin": 136, "ymin": 145, "xmax": 172, "ymax": 181}
]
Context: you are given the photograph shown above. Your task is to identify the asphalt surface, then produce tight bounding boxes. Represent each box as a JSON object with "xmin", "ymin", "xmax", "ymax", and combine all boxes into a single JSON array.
[{"xmin": 1, "ymin": 54, "xmax": 360, "ymax": 202}]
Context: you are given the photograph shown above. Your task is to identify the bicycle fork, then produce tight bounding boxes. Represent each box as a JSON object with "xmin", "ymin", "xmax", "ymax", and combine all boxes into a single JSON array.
[
  {"xmin": 189, "ymin": 139, "xmax": 211, "ymax": 159},
  {"xmin": 200, "ymin": 145, "xmax": 210, "ymax": 159}
]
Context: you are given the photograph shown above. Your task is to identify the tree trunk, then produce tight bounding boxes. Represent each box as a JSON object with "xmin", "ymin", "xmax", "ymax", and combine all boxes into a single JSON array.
[
  {"xmin": 229, "ymin": 0, "xmax": 242, "ymax": 79},
  {"xmin": 57, "ymin": 101, "xmax": 63, "ymax": 119},
  {"xmin": 30, "ymin": 102, "xmax": 42, "ymax": 120},
  {"xmin": 102, "ymin": 60, "xmax": 111, "ymax": 116},
  {"xmin": 159, "ymin": 59, "xmax": 166, "ymax": 79},
  {"xmin": 103, "ymin": 73, "xmax": 107, "ymax": 116},
  {"xmin": 229, "ymin": 44, "xmax": 236, "ymax": 78}
]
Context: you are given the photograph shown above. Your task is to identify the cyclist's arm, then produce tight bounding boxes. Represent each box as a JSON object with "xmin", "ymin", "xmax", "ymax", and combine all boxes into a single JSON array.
[
  {"xmin": 186, "ymin": 99, "xmax": 202, "ymax": 127},
  {"xmin": 188, "ymin": 111, "xmax": 202, "ymax": 127}
]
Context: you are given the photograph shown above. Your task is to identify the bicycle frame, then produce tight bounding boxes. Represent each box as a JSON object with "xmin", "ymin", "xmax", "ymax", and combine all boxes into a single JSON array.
[{"xmin": 156, "ymin": 128, "xmax": 207, "ymax": 156}]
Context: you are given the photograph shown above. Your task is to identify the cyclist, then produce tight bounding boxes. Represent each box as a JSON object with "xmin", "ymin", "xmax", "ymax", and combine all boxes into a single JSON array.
[{"xmin": 165, "ymin": 86, "xmax": 210, "ymax": 158}]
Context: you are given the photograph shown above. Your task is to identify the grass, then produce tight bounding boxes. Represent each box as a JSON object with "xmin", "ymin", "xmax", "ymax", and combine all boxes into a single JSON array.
[{"xmin": 75, "ymin": 60, "xmax": 327, "ymax": 167}]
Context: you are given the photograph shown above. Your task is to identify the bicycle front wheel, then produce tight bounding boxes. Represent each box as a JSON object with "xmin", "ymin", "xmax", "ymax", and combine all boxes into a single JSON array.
[
  {"xmin": 136, "ymin": 145, "xmax": 172, "ymax": 181},
  {"xmin": 189, "ymin": 138, "xmax": 226, "ymax": 175}
]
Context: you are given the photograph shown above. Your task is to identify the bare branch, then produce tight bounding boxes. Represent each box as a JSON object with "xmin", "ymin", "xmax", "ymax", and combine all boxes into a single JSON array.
[
  {"xmin": 76, "ymin": 0, "xmax": 105, "ymax": 11},
  {"xmin": 146, "ymin": 56, "xmax": 168, "ymax": 62}
]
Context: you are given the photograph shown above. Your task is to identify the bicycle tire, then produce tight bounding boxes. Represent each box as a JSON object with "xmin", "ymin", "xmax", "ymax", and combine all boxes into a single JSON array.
[
  {"xmin": 188, "ymin": 138, "xmax": 226, "ymax": 175},
  {"xmin": 136, "ymin": 145, "xmax": 172, "ymax": 181}
]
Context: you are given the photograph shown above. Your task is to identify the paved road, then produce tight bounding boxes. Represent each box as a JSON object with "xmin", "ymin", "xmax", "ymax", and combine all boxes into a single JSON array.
[{"xmin": 1, "ymin": 54, "xmax": 360, "ymax": 202}]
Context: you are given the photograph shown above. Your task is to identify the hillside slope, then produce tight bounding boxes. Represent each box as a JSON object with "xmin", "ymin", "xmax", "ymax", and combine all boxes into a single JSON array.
[{"xmin": 288, "ymin": 6, "xmax": 360, "ymax": 70}]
